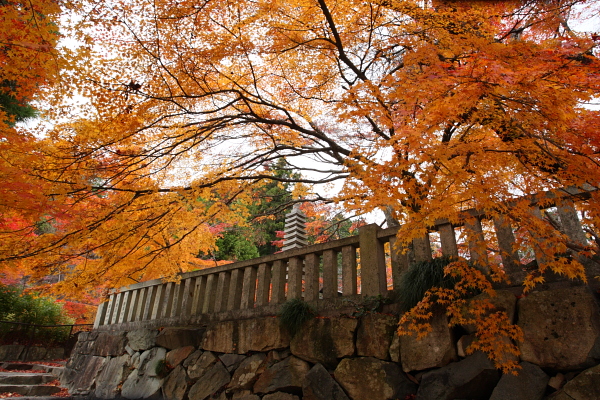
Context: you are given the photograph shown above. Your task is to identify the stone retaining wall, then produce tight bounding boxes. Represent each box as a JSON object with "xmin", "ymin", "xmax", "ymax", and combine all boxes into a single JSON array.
[
  {"xmin": 62, "ymin": 286, "xmax": 600, "ymax": 400},
  {"xmin": 0, "ymin": 345, "xmax": 65, "ymax": 362}
]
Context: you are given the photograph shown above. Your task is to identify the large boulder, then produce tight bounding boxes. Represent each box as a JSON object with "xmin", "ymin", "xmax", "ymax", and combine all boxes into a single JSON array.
[
  {"xmin": 121, "ymin": 347, "xmax": 167, "ymax": 399},
  {"xmin": 0, "ymin": 345, "xmax": 25, "ymax": 361},
  {"xmin": 127, "ymin": 329, "xmax": 158, "ymax": 351},
  {"xmin": 463, "ymin": 290, "xmax": 517, "ymax": 334},
  {"xmin": 228, "ymin": 353, "xmax": 267, "ymax": 391},
  {"xmin": 162, "ymin": 365, "xmax": 189, "ymax": 400},
  {"xmin": 203, "ymin": 318, "xmax": 290, "ymax": 354},
  {"xmin": 155, "ymin": 328, "xmax": 204, "ymax": 350},
  {"xmin": 95, "ymin": 354, "xmax": 130, "ymax": 399},
  {"xmin": 518, "ymin": 286, "xmax": 600, "ymax": 370},
  {"xmin": 416, "ymin": 352, "xmax": 501, "ymax": 400},
  {"xmin": 290, "ymin": 317, "xmax": 357, "ymax": 368},
  {"xmin": 187, "ymin": 362, "xmax": 231, "ymax": 400},
  {"xmin": 356, "ymin": 314, "xmax": 398, "ymax": 360},
  {"xmin": 561, "ymin": 363, "xmax": 600, "ymax": 400},
  {"xmin": 253, "ymin": 356, "xmax": 310, "ymax": 395},
  {"xmin": 92, "ymin": 332, "xmax": 127, "ymax": 357},
  {"xmin": 302, "ymin": 363, "xmax": 350, "ymax": 400},
  {"xmin": 165, "ymin": 346, "xmax": 195, "ymax": 368},
  {"xmin": 220, "ymin": 353, "xmax": 247, "ymax": 372},
  {"xmin": 489, "ymin": 362, "xmax": 549, "ymax": 400},
  {"xmin": 333, "ymin": 357, "xmax": 416, "ymax": 400},
  {"xmin": 61, "ymin": 354, "xmax": 106, "ymax": 396},
  {"xmin": 400, "ymin": 310, "xmax": 457, "ymax": 372},
  {"xmin": 187, "ymin": 351, "xmax": 218, "ymax": 380}
]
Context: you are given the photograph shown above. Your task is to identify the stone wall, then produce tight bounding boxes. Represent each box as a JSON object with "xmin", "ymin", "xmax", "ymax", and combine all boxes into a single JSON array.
[
  {"xmin": 61, "ymin": 286, "xmax": 600, "ymax": 400},
  {"xmin": 0, "ymin": 344, "xmax": 65, "ymax": 361}
]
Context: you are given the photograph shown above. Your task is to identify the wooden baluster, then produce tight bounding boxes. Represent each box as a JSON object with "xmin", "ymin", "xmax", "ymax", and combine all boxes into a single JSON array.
[
  {"xmin": 341, "ymin": 245, "xmax": 358, "ymax": 295},
  {"xmin": 190, "ymin": 276, "xmax": 206, "ymax": 316},
  {"xmin": 270, "ymin": 260, "xmax": 286, "ymax": 305},
  {"xmin": 304, "ymin": 253, "xmax": 320, "ymax": 301},
  {"xmin": 240, "ymin": 266, "xmax": 257, "ymax": 309},
  {"xmin": 227, "ymin": 269, "xmax": 244, "ymax": 311},
  {"xmin": 322, "ymin": 249, "xmax": 338, "ymax": 299},
  {"xmin": 287, "ymin": 257, "xmax": 303, "ymax": 300},
  {"xmin": 439, "ymin": 223, "xmax": 459, "ymax": 258},
  {"xmin": 214, "ymin": 271, "xmax": 231, "ymax": 313},
  {"xmin": 359, "ymin": 224, "xmax": 386, "ymax": 296},
  {"xmin": 202, "ymin": 274, "xmax": 217, "ymax": 314},
  {"xmin": 256, "ymin": 263, "xmax": 272, "ymax": 306}
]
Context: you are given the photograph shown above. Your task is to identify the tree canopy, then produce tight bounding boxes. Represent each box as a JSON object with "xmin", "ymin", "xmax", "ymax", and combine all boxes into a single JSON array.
[{"xmin": 1, "ymin": 0, "xmax": 599, "ymax": 305}]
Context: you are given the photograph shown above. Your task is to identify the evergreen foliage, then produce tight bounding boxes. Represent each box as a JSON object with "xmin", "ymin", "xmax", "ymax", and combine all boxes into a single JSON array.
[
  {"xmin": 398, "ymin": 256, "xmax": 460, "ymax": 312},
  {"xmin": 277, "ymin": 298, "xmax": 315, "ymax": 337}
]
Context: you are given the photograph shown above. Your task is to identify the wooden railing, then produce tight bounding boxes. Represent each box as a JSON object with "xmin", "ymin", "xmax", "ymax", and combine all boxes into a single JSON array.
[{"xmin": 94, "ymin": 186, "xmax": 597, "ymax": 329}]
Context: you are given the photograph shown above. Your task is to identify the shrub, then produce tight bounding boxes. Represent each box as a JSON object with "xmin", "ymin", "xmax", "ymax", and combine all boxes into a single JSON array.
[
  {"xmin": 397, "ymin": 256, "xmax": 460, "ymax": 312},
  {"xmin": 278, "ymin": 298, "xmax": 315, "ymax": 336},
  {"xmin": 0, "ymin": 285, "xmax": 75, "ymax": 344}
]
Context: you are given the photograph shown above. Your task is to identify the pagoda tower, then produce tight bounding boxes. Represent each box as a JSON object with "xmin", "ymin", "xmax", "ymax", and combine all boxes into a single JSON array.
[{"xmin": 282, "ymin": 203, "xmax": 308, "ymax": 251}]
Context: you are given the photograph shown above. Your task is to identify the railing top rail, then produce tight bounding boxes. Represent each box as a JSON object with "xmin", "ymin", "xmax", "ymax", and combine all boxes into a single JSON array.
[
  {"xmin": 112, "ymin": 234, "xmax": 361, "ymax": 293},
  {"xmin": 111, "ymin": 185, "xmax": 597, "ymax": 294}
]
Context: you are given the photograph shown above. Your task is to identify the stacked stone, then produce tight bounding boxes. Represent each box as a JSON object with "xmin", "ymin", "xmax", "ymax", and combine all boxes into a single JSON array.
[
  {"xmin": 282, "ymin": 204, "xmax": 308, "ymax": 252},
  {"xmin": 61, "ymin": 286, "xmax": 600, "ymax": 400}
]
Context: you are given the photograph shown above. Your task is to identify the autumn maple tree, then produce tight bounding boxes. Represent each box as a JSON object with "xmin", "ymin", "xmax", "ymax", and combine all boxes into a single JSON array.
[{"xmin": 2, "ymin": 0, "xmax": 600, "ymax": 369}]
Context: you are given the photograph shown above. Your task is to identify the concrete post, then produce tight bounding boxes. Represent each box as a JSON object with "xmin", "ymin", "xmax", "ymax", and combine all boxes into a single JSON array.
[
  {"xmin": 493, "ymin": 215, "xmax": 521, "ymax": 279},
  {"xmin": 359, "ymin": 224, "xmax": 386, "ymax": 296},
  {"xmin": 179, "ymin": 278, "xmax": 195, "ymax": 318},
  {"xmin": 270, "ymin": 260, "xmax": 286, "ymax": 304},
  {"xmin": 388, "ymin": 237, "xmax": 409, "ymax": 291},
  {"xmin": 214, "ymin": 271, "xmax": 231, "ymax": 313},
  {"xmin": 341, "ymin": 245, "xmax": 358, "ymax": 295},
  {"xmin": 93, "ymin": 300, "xmax": 108, "ymax": 329},
  {"xmin": 439, "ymin": 223, "xmax": 459, "ymax": 257},
  {"xmin": 202, "ymin": 274, "xmax": 217, "ymax": 314},
  {"xmin": 110, "ymin": 293, "xmax": 123, "ymax": 325},
  {"xmin": 240, "ymin": 266, "xmax": 257, "ymax": 309},
  {"xmin": 117, "ymin": 291, "xmax": 131, "ymax": 324},
  {"xmin": 150, "ymin": 284, "xmax": 164, "ymax": 320},
  {"xmin": 465, "ymin": 217, "xmax": 489, "ymax": 268},
  {"xmin": 142, "ymin": 285, "xmax": 157, "ymax": 320},
  {"xmin": 227, "ymin": 269, "xmax": 243, "ymax": 311},
  {"xmin": 287, "ymin": 257, "xmax": 303, "ymax": 299},
  {"xmin": 160, "ymin": 282, "xmax": 174, "ymax": 319},
  {"xmin": 126, "ymin": 290, "xmax": 138, "ymax": 322},
  {"xmin": 190, "ymin": 276, "xmax": 206, "ymax": 316},
  {"xmin": 322, "ymin": 249, "xmax": 338, "ymax": 299},
  {"xmin": 412, "ymin": 234, "xmax": 432, "ymax": 262},
  {"xmin": 256, "ymin": 263, "xmax": 272, "ymax": 306},
  {"xmin": 304, "ymin": 253, "xmax": 320, "ymax": 301}
]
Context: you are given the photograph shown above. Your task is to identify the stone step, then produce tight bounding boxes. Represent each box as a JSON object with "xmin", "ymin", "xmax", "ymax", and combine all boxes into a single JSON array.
[
  {"xmin": 1, "ymin": 362, "xmax": 65, "ymax": 378},
  {"xmin": 0, "ymin": 383, "xmax": 62, "ymax": 396},
  {"xmin": 9, "ymin": 396, "xmax": 73, "ymax": 400},
  {"xmin": 0, "ymin": 372, "xmax": 56, "ymax": 385},
  {"xmin": 11, "ymin": 397, "xmax": 72, "ymax": 400}
]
